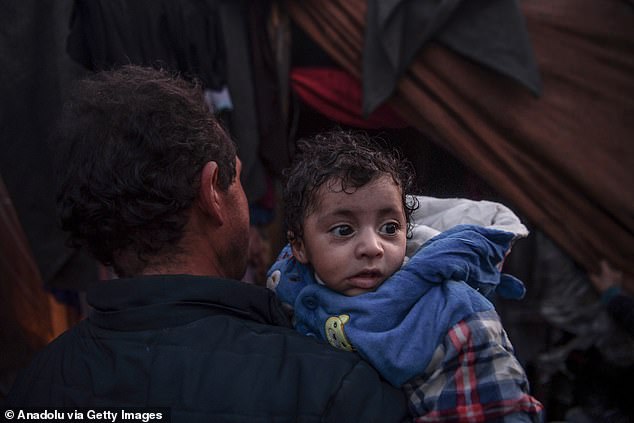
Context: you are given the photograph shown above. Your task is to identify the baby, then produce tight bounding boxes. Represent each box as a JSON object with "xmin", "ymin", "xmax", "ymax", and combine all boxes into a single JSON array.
[{"xmin": 267, "ymin": 129, "xmax": 543, "ymax": 422}]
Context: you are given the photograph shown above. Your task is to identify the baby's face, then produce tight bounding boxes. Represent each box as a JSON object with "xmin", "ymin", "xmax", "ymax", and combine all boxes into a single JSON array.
[{"xmin": 292, "ymin": 175, "xmax": 407, "ymax": 296}]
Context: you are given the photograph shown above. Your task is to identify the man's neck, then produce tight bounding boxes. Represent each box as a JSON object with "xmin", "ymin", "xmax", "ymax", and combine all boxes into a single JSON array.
[{"xmin": 139, "ymin": 253, "xmax": 225, "ymax": 278}]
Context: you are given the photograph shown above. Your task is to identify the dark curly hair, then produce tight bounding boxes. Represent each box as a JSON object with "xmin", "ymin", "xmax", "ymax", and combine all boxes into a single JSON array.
[
  {"xmin": 54, "ymin": 65, "xmax": 237, "ymax": 276},
  {"xmin": 284, "ymin": 130, "xmax": 418, "ymax": 242}
]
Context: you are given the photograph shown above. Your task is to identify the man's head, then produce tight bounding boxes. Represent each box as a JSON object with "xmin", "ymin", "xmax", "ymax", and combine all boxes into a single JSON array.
[
  {"xmin": 55, "ymin": 65, "xmax": 249, "ymax": 277},
  {"xmin": 284, "ymin": 130, "xmax": 417, "ymax": 295}
]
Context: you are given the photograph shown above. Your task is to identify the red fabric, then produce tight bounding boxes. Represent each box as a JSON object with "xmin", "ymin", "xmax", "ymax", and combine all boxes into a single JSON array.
[{"xmin": 291, "ymin": 67, "xmax": 408, "ymax": 129}]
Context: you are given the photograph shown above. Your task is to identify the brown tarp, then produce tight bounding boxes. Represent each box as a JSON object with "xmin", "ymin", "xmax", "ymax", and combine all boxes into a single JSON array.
[
  {"xmin": 0, "ymin": 175, "xmax": 50, "ymax": 392},
  {"xmin": 0, "ymin": 176, "xmax": 74, "ymax": 394},
  {"xmin": 288, "ymin": 0, "xmax": 634, "ymax": 290}
]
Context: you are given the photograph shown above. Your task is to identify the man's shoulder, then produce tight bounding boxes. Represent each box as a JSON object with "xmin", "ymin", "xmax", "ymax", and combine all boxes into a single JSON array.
[
  {"xmin": 218, "ymin": 314, "xmax": 373, "ymax": 367},
  {"xmin": 6, "ymin": 314, "xmax": 408, "ymax": 421}
]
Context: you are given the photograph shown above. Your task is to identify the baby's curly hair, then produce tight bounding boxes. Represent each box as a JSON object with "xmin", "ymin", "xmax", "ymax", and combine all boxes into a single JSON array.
[{"xmin": 284, "ymin": 129, "xmax": 418, "ymax": 242}]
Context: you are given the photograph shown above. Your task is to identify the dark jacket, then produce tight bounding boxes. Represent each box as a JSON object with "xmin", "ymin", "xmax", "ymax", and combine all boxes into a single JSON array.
[{"xmin": 6, "ymin": 275, "xmax": 408, "ymax": 422}]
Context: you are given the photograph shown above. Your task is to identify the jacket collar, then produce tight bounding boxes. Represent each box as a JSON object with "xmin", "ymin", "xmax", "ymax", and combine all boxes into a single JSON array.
[{"xmin": 87, "ymin": 275, "xmax": 292, "ymax": 331}]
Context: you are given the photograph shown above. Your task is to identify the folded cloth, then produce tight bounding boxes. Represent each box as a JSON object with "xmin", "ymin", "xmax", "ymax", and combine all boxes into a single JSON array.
[{"xmin": 406, "ymin": 195, "xmax": 528, "ymax": 299}]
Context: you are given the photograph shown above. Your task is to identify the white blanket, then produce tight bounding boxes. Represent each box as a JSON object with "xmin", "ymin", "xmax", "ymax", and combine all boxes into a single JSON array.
[{"xmin": 406, "ymin": 196, "xmax": 529, "ymax": 256}]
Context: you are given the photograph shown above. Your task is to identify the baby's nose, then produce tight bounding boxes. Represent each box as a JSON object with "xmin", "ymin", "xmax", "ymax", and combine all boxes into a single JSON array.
[{"xmin": 355, "ymin": 230, "xmax": 384, "ymax": 258}]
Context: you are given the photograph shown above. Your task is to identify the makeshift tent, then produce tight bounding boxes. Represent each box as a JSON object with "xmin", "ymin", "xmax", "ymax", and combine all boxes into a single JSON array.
[{"xmin": 287, "ymin": 0, "xmax": 634, "ymax": 290}]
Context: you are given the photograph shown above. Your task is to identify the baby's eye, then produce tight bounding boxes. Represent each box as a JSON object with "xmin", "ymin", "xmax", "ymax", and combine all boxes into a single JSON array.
[
  {"xmin": 331, "ymin": 225, "xmax": 354, "ymax": 237},
  {"xmin": 380, "ymin": 222, "xmax": 400, "ymax": 235}
]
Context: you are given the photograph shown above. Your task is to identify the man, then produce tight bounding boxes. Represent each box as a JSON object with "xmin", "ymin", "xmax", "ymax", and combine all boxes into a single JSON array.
[{"xmin": 6, "ymin": 66, "xmax": 408, "ymax": 422}]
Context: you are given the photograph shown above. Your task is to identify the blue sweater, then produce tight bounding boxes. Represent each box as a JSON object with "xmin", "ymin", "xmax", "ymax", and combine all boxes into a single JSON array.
[{"xmin": 267, "ymin": 224, "xmax": 525, "ymax": 387}]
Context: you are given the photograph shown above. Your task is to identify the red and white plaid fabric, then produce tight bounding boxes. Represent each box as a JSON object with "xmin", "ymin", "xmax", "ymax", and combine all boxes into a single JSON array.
[{"xmin": 404, "ymin": 310, "xmax": 544, "ymax": 422}]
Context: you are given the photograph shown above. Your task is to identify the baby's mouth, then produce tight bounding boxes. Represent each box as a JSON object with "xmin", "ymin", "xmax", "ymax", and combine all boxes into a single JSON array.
[{"xmin": 348, "ymin": 270, "xmax": 383, "ymax": 288}]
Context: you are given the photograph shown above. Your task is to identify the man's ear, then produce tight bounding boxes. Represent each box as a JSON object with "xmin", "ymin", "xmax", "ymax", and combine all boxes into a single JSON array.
[
  {"xmin": 198, "ymin": 161, "xmax": 223, "ymax": 224},
  {"xmin": 290, "ymin": 236, "xmax": 309, "ymax": 264}
]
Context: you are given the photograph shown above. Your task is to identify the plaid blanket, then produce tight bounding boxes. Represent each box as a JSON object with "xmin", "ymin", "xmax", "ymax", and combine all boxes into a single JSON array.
[{"xmin": 405, "ymin": 310, "xmax": 543, "ymax": 422}]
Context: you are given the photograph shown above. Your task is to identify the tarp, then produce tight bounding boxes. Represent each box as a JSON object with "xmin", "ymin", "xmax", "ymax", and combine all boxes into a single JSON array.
[
  {"xmin": 0, "ymin": 176, "xmax": 54, "ymax": 394},
  {"xmin": 288, "ymin": 0, "xmax": 634, "ymax": 290}
]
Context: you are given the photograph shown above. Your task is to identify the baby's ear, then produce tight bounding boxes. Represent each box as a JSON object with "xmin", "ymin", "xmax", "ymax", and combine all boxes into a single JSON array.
[{"xmin": 290, "ymin": 237, "xmax": 309, "ymax": 264}]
